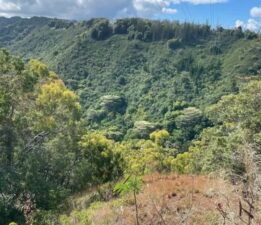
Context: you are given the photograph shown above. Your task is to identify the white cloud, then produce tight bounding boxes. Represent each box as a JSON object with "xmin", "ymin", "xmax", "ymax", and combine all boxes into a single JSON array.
[
  {"xmin": 235, "ymin": 19, "xmax": 261, "ymax": 32},
  {"xmin": 133, "ymin": 0, "xmax": 178, "ymax": 16},
  {"xmin": 172, "ymin": 0, "xmax": 227, "ymax": 4},
  {"xmin": 235, "ymin": 19, "xmax": 244, "ymax": 28},
  {"xmin": 250, "ymin": 7, "xmax": 261, "ymax": 18},
  {"xmin": 0, "ymin": 1, "xmax": 20, "ymax": 11},
  {"xmin": 0, "ymin": 0, "xmax": 228, "ymax": 19},
  {"xmin": 0, "ymin": 0, "xmax": 133, "ymax": 19},
  {"xmin": 235, "ymin": 6, "xmax": 261, "ymax": 32},
  {"xmin": 162, "ymin": 7, "xmax": 177, "ymax": 14},
  {"xmin": 245, "ymin": 19, "xmax": 261, "ymax": 32}
]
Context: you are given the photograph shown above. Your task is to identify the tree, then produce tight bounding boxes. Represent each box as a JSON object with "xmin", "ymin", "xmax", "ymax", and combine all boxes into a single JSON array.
[
  {"xmin": 32, "ymin": 78, "xmax": 81, "ymax": 132},
  {"xmin": 0, "ymin": 50, "xmax": 85, "ymax": 223},
  {"xmin": 174, "ymin": 80, "xmax": 261, "ymax": 174},
  {"xmin": 91, "ymin": 19, "xmax": 113, "ymax": 40},
  {"xmin": 121, "ymin": 139, "xmax": 176, "ymax": 175},
  {"xmin": 113, "ymin": 19, "xmax": 130, "ymax": 34},
  {"xmin": 172, "ymin": 107, "xmax": 208, "ymax": 151},
  {"xmin": 78, "ymin": 133, "xmax": 123, "ymax": 186},
  {"xmin": 114, "ymin": 176, "xmax": 143, "ymax": 225},
  {"xmin": 20, "ymin": 77, "xmax": 84, "ymax": 209},
  {"xmin": 150, "ymin": 130, "xmax": 170, "ymax": 146}
]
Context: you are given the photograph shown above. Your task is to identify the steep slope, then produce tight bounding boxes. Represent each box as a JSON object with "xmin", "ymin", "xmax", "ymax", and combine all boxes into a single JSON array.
[{"xmin": 1, "ymin": 17, "xmax": 260, "ymax": 143}]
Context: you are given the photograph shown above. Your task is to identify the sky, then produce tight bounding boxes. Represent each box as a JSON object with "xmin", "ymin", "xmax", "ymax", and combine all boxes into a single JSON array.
[{"xmin": 0, "ymin": 0, "xmax": 260, "ymax": 31}]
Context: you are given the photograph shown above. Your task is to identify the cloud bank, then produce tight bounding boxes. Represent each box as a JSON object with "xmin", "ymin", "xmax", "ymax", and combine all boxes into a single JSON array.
[{"xmin": 0, "ymin": 0, "xmax": 227, "ymax": 19}]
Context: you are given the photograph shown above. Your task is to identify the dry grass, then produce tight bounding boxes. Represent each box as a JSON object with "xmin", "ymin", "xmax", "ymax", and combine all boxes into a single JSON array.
[
  {"xmin": 60, "ymin": 141, "xmax": 261, "ymax": 225},
  {"xmin": 62, "ymin": 169, "xmax": 261, "ymax": 225},
  {"xmin": 88, "ymin": 173, "xmax": 239, "ymax": 225}
]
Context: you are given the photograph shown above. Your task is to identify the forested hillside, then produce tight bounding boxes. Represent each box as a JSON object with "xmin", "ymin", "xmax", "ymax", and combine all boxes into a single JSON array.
[
  {"xmin": 0, "ymin": 17, "xmax": 260, "ymax": 225},
  {"xmin": 1, "ymin": 17, "xmax": 260, "ymax": 149}
]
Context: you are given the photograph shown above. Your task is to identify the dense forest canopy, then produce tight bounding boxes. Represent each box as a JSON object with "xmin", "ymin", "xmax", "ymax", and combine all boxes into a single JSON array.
[
  {"xmin": 0, "ymin": 17, "xmax": 260, "ymax": 224},
  {"xmin": 1, "ymin": 17, "xmax": 260, "ymax": 148}
]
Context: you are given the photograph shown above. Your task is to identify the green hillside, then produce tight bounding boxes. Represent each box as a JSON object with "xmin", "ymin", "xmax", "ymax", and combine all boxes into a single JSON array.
[
  {"xmin": 0, "ymin": 17, "xmax": 261, "ymax": 225},
  {"xmin": 1, "ymin": 17, "xmax": 261, "ymax": 148}
]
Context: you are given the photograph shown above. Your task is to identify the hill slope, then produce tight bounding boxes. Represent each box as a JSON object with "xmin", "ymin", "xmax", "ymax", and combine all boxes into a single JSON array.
[
  {"xmin": 55, "ymin": 173, "xmax": 261, "ymax": 225},
  {"xmin": 1, "ymin": 17, "xmax": 260, "ymax": 144},
  {"xmin": 0, "ymin": 18, "xmax": 261, "ymax": 225}
]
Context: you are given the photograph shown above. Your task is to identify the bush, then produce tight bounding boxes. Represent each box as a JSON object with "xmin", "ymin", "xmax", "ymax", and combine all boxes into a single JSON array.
[{"xmin": 168, "ymin": 38, "xmax": 182, "ymax": 50}]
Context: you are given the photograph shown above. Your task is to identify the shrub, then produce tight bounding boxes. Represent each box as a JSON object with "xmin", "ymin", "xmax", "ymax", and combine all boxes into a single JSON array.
[{"xmin": 168, "ymin": 38, "xmax": 182, "ymax": 50}]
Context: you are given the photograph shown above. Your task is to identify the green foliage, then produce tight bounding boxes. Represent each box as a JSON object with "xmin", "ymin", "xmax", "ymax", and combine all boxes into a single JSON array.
[
  {"xmin": 113, "ymin": 176, "xmax": 142, "ymax": 225},
  {"xmin": 173, "ymin": 80, "xmax": 261, "ymax": 174},
  {"xmin": 0, "ymin": 17, "xmax": 260, "ymax": 224},
  {"xmin": 0, "ymin": 17, "xmax": 51, "ymax": 47},
  {"xmin": 171, "ymin": 152, "xmax": 193, "ymax": 174},
  {"xmin": 113, "ymin": 19, "xmax": 130, "ymax": 34},
  {"xmin": 59, "ymin": 211, "xmax": 90, "ymax": 225},
  {"xmin": 150, "ymin": 129, "xmax": 170, "ymax": 146},
  {"xmin": 113, "ymin": 18, "xmax": 211, "ymax": 42},
  {"xmin": 100, "ymin": 95, "xmax": 127, "ymax": 114},
  {"xmin": 245, "ymin": 30, "xmax": 258, "ymax": 40},
  {"xmin": 27, "ymin": 59, "xmax": 49, "ymax": 77},
  {"xmin": 206, "ymin": 81, "xmax": 261, "ymax": 132},
  {"xmin": 33, "ymin": 78, "xmax": 81, "ymax": 132},
  {"xmin": 175, "ymin": 107, "xmax": 202, "ymax": 129},
  {"xmin": 164, "ymin": 107, "xmax": 209, "ymax": 150},
  {"xmin": 32, "ymin": 210, "xmax": 59, "ymax": 225},
  {"xmin": 78, "ymin": 133, "xmax": 123, "ymax": 185},
  {"xmin": 0, "ymin": 17, "xmax": 260, "ymax": 150},
  {"xmin": 167, "ymin": 38, "xmax": 182, "ymax": 50},
  {"xmin": 0, "ymin": 51, "xmax": 86, "ymax": 223},
  {"xmin": 121, "ymin": 139, "xmax": 176, "ymax": 175},
  {"xmin": 127, "ymin": 121, "xmax": 159, "ymax": 139},
  {"xmin": 209, "ymin": 45, "xmax": 222, "ymax": 55},
  {"xmin": 23, "ymin": 59, "xmax": 50, "ymax": 90},
  {"xmin": 58, "ymin": 201, "xmax": 105, "ymax": 225},
  {"xmin": 48, "ymin": 19, "xmax": 73, "ymax": 29},
  {"xmin": 114, "ymin": 176, "xmax": 143, "ymax": 196},
  {"xmin": 90, "ymin": 18, "xmax": 113, "ymax": 40}
]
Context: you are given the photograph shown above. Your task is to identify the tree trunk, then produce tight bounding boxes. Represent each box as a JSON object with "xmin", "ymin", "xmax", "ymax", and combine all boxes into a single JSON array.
[{"xmin": 134, "ymin": 190, "xmax": 139, "ymax": 225}]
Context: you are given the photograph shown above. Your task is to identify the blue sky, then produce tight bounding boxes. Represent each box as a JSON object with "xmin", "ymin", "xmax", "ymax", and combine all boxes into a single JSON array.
[
  {"xmin": 0, "ymin": 0, "xmax": 260, "ymax": 31},
  {"xmin": 157, "ymin": 0, "xmax": 261, "ymax": 29}
]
